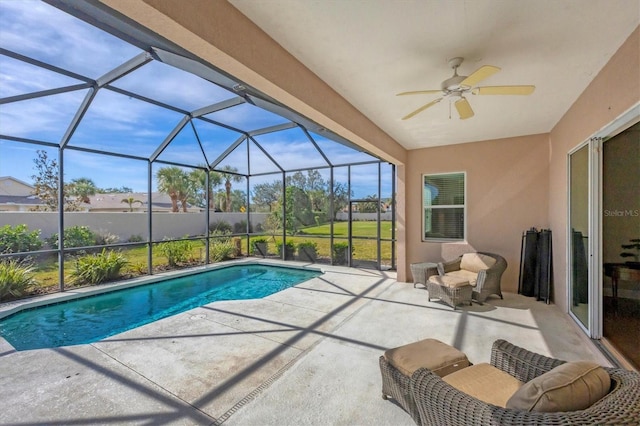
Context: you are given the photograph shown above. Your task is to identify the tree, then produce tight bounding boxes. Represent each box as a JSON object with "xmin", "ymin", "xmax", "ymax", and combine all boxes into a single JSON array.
[
  {"xmin": 218, "ymin": 165, "xmax": 243, "ymax": 212},
  {"xmin": 252, "ymin": 181, "xmax": 281, "ymax": 211},
  {"xmin": 359, "ymin": 194, "xmax": 380, "ymax": 213},
  {"xmin": 30, "ymin": 150, "xmax": 80, "ymax": 211},
  {"xmin": 273, "ymin": 186, "xmax": 313, "ymax": 234},
  {"xmin": 330, "ymin": 182, "xmax": 350, "ymax": 220},
  {"xmin": 229, "ymin": 189, "xmax": 247, "ymax": 212},
  {"xmin": 286, "ymin": 170, "xmax": 329, "ymax": 213},
  {"xmin": 188, "ymin": 168, "xmax": 222, "ymax": 209},
  {"xmin": 156, "ymin": 166, "xmax": 189, "ymax": 212},
  {"xmin": 99, "ymin": 186, "xmax": 133, "ymax": 193},
  {"xmin": 121, "ymin": 197, "xmax": 143, "ymax": 212},
  {"xmin": 68, "ymin": 177, "xmax": 97, "ymax": 204},
  {"xmin": 30, "ymin": 150, "xmax": 59, "ymax": 211}
]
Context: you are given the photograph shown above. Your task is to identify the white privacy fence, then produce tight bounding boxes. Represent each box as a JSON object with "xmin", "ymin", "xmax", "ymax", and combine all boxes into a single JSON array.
[
  {"xmin": 0, "ymin": 212, "xmax": 270, "ymax": 241},
  {"xmin": 1, "ymin": 211, "xmax": 393, "ymax": 243}
]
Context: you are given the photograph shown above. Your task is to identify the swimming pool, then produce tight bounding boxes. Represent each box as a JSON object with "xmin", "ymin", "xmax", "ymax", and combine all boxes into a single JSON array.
[{"xmin": 0, "ymin": 264, "xmax": 321, "ymax": 351}]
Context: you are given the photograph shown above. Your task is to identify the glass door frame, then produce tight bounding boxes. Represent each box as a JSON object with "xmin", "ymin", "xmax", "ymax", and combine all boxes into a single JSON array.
[
  {"xmin": 567, "ymin": 139, "xmax": 599, "ymax": 336},
  {"xmin": 567, "ymin": 103, "xmax": 640, "ymax": 339}
]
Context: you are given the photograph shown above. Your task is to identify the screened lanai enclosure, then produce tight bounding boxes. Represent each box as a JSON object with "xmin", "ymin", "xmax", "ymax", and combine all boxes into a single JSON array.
[{"xmin": 0, "ymin": 0, "xmax": 395, "ymax": 299}]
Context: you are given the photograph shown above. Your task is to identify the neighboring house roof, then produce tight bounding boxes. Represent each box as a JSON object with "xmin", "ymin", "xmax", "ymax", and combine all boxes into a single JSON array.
[
  {"xmin": 0, "ymin": 195, "xmax": 43, "ymax": 205},
  {"xmin": 86, "ymin": 192, "xmax": 193, "ymax": 211},
  {"xmin": 0, "ymin": 195, "xmax": 46, "ymax": 212},
  {"xmin": 0, "ymin": 179, "xmax": 192, "ymax": 212},
  {"xmin": 0, "ymin": 176, "xmax": 35, "ymax": 196}
]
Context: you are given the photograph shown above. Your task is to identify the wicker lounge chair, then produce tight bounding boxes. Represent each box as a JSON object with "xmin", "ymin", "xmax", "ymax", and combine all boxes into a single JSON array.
[
  {"xmin": 408, "ymin": 339, "xmax": 640, "ymax": 425},
  {"xmin": 431, "ymin": 252, "xmax": 507, "ymax": 303}
]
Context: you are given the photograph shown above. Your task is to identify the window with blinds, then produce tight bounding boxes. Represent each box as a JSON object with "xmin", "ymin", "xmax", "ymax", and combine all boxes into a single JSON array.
[{"xmin": 423, "ymin": 172, "xmax": 465, "ymax": 240}]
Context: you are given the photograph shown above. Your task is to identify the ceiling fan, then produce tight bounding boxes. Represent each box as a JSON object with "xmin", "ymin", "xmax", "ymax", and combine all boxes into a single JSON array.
[{"xmin": 397, "ymin": 57, "xmax": 535, "ymax": 120}]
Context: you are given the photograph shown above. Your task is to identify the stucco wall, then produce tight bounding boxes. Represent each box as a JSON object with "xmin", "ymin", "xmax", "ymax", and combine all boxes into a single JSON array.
[
  {"xmin": 548, "ymin": 26, "xmax": 640, "ymax": 310},
  {"xmin": 0, "ymin": 212, "xmax": 268, "ymax": 241},
  {"xmin": 404, "ymin": 134, "xmax": 550, "ymax": 293}
]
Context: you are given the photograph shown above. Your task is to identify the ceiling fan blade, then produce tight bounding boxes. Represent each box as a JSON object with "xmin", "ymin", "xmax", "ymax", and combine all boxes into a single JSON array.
[
  {"xmin": 460, "ymin": 65, "xmax": 501, "ymax": 88},
  {"xmin": 397, "ymin": 90, "xmax": 442, "ymax": 96},
  {"xmin": 455, "ymin": 98, "xmax": 474, "ymax": 120},
  {"xmin": 401, "ymin": 98, "xmax": 443, "ymax": 120},
  {"xmin": 472, "ymin": 85, "xmax": 536, "ymax": 95}
]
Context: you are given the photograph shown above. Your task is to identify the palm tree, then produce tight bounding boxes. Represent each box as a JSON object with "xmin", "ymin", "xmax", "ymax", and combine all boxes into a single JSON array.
[
  {"xmin": 156, "ymin": 166, "xmax": 187, "ymax": 212},
  {"xmin": 189, "ymin": 167, "xmax": 222, "ymax": 209},
  {"xmin": 121, "ymin": 197, "xmax": 143, "ymax": 212},
  {"xmin": 69, "ymin": 177, "xmax": 97, "ymax": 204},
  {"xmin": 218, "ymin": 165, "xmax": 243, "ymax": 212}
]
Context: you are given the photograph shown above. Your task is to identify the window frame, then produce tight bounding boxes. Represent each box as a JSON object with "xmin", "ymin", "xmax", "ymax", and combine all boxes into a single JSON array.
[{"xmin": 422, "ymin": 171, "xmax": 467, "ymax": 242}]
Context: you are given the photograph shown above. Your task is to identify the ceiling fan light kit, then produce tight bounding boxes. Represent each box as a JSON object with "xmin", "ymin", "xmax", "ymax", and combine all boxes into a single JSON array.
[{"xmin": 398, "ymin": 57, "xmax": 535, "ymax": 120}]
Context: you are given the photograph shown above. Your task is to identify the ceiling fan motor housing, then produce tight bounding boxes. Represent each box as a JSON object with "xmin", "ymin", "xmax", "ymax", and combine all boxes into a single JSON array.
[{"xmin": 441, "ymin": 75, "xmax": 468, "ymax": 92}]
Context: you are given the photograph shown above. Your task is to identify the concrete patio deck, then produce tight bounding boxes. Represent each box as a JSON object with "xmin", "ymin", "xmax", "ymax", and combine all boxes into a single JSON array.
[{"xmin": 0, "ymin": 260, "xmax": 609, "ymax": 425}]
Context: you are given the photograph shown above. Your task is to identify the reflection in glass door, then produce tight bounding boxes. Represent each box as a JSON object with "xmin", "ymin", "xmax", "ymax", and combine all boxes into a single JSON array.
[
  {"xmin": 602, "ymin": 122, "xmax": 640, "ymax": 369},
  {"xmin": 569, "ymin": 144, "xmax": 590, "ymax": 329}
]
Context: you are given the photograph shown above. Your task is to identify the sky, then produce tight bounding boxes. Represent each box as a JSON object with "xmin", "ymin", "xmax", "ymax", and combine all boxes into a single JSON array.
[{"xmin": 0, "ymin": 0, "xmax": 393, "ymax": 198}]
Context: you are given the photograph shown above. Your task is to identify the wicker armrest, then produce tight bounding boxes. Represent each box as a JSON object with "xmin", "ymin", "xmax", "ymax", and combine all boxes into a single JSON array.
[
  {"xmin": 409, "ymin": 367, "xmax": 545, "ymax": 425},
  {"xmin": 490, "ymin": 339, "xmax": 565, "ymax": 383},
  {"xmin": 409, "ymin": 365, "xmax": 640, "ymax": 426},
  {"xmin": 441, "ymin": 258, "xmax": 462, "ymax": 273}
]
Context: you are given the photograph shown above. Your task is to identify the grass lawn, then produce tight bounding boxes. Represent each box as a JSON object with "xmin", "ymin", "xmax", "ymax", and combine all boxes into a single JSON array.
[
  {"xmin": 23, "ymin": 221, "xmax": 394, "ymax": 297},
  {"xmin": 300, "ymin": 221, "xmax": 393, "ymax": 239}
]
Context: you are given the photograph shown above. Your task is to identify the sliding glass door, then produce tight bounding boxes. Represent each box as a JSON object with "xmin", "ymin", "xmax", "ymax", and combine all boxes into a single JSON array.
[{"xmin": 568, "ymin": 143, "xmax": 591, "ymax": 330}]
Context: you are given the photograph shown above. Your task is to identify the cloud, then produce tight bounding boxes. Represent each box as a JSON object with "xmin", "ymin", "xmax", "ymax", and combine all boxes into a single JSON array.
[
  {"xmin": 0, "ymin": 90, "xmax": 88, "ymax": 141},
  {"xmin": 0, "ymin": 1, "xmax": 141, "ymax": 78},
  {"xmin": 206, "ymin": 103, "xmax": 288, "ymax": 132},
  {"xmin": 112, "ymin": 61, "xmax": 236, "ymax": 112},
  {"xmin": 0, "ymin": 56, "xmax": 83, "ymax": 98}
]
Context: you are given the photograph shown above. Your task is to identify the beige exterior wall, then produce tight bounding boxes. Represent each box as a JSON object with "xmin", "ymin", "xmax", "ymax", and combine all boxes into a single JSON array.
[
  {"xmin": 404, "ymin": 134, "xmax": 550, "ymax": 292},
  {"xmin": 548, "ymin": 26, "xmax": 639, "ymax": 310},
  {"xmin": 0, "ymin": 177, "xmax": 33, "ymax": 196}
]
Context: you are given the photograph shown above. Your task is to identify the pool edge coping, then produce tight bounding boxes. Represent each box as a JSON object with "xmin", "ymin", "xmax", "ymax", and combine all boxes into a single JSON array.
[
  {"xmin": 0, "ymin": 258, "xmax": 325, "ymax": 320},
  {"xmin": 0, "ymin": 258, "xmax": 326, "ymax": 354}
]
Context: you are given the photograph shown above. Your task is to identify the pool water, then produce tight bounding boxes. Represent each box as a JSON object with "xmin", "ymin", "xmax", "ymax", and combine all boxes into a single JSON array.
[{"xmin": 0, "ymin": 264, "xmax": 320, "ymax": 351}]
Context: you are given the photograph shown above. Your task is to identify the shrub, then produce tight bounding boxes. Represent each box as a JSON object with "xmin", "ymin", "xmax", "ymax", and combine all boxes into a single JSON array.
[
  {"xmin": 276, "ymin": 240, "xmax": 295, "ymax": 259},
  {"xmin": 127, "ymin": 234, "xmax": 144, "ymax": 243},
  {"xmin": 250, "ymin": 237, "xmax": 268, "ymax": 256},
  {"xmin": 210, "ymin": 229, "xmax": 231, "ymax": 243},
  {"xmin": 0, "ymin": 259, "xmax": 37, "ymax": 301},
  {"xmin": 297, "ymin": 240, "xmax": 318, "ymax": 250},
  {"xmin": 157, "ymin": 238, "xmax": 194, "ymax": 267},
  {"xmin": 210, "ymin": 240, "xmax": 236, "ymax": 262},
  {"xmin": 129, "ymin": 261, "xmax": 148, "ymax": 275},
  {"xmin": 297, "ymin": 240, "xmax": 318, "ymax": 262},
  {"xmin": 0, "ymin": 224, "xmax": 43, "ymax": 254},
  {"xmin": 47, "ymin": 225, "xmax": 96, "ymax": 249},
  {"xmin": 209, "ymin": 220, "xmax": 233, "ymax": 234},
  {"xmin": 233, "ymin": 220, "xmax": 253, "ymax": 234},
  {"xmin": 94, "ymin": 229, "xmax": 120, "ymax": 246},
  {"xmin": 332, "ymin": 242, "xmax": 352, "ymax": 265},
  {"xmin": 70, "ymin": 249, "xmax": 128, "ymax": 285}
]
